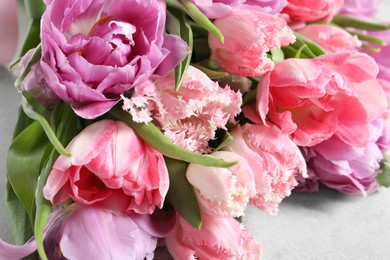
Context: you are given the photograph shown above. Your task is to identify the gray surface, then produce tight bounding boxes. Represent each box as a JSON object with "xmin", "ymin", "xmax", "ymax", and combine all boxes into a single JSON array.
[{"xmin": 1, "ymin": 2, "xmax": 390, "ymax": 260}]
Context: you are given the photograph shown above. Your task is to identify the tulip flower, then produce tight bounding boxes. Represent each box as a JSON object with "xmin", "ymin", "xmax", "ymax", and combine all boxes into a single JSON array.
[{"xmin": 186, "ymin": 151, "xmax": 256, "ymax": 217}]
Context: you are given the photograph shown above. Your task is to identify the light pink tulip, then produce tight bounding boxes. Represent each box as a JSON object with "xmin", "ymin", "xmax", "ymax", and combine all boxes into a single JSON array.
[
  {"xmin": 282, "ymin": 0, "xmax": 344, "ymax": 22},
  {"xmin": 190, "ymin": 0, "xmax": 287, "ymax": 19},
  {"xmin": 257, "ymin": 51, "xmax": 388, "ymax": 147},
  {"xmin": 0, "ymin": 0, "xmax": 18, "ymax": 64},
  {"xmin": 208, "ymin": 9, "xmax": 295, "ymax": 77},
  {"xmin": 224, "ymin": 124, "xmax": 307, "ymax": 215},
  {"xmin": 186, "ymin": 151, "xmax": 256, "ymax": 217},
  {"xmin": 40, "ymin": 0, "xmax": 189, "ymax": 119},
  {"xmin": 297, "ymin": 24, "xmax": 362, "ymax": 53},
  {"xmin": 122, "ymin": 66, "xmax": 242, "ymax": 153},
  {"xmin": 43, "ymin": 120, "xmax": 169, "ymax": 214},
  {"xmin": 165, "ymin": 210, "xmax": 262, "ymax": 259}
]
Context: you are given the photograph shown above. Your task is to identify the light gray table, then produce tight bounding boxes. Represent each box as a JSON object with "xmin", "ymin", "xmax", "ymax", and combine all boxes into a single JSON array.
[{"xmin": 2, "ymin": 2, "xmax": 390, "ymax": 259}]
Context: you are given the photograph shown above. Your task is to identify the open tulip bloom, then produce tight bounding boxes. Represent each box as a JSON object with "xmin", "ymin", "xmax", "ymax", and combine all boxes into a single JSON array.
[{"xmin": 2, "ymin": 0, "xmax": 390, "ymax": 259}]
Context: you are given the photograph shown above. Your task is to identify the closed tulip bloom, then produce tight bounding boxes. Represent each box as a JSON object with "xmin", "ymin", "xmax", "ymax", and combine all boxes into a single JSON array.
[
  {"xmin": 282, "ymin": 0, "xmax": 344, "ymax": 22},
  {"xmin": 225, "ymin": 124, "xmax": 307, "ymax": 215},
  {"xmin": 165, "ymin": 210, "xmax": 262, "ymax": 259},
  {"xmin": 208, "ymin": 9, "xmax": 295, "ymax": 77},
  {"xmin": 43, "ymin": 120, "xmax": 169, "ymax": 214},
  {"xmin": 297, "ymin": 24, "xmax": 362, "ymax": 53},
  {"xmin": 186, "ymin": 151, "xmax": 256, "ymax": 217}
]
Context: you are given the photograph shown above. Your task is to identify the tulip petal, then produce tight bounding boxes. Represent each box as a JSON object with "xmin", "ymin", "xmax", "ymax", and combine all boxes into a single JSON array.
[{"xmin": 60, "ymin": 206, "xmax": 157, "ymax": 260}]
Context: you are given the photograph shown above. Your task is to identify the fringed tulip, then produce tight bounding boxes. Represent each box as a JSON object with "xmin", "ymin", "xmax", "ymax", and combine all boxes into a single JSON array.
[
  {"xmin": 43, "ymin": 120, "xmax": 169, "ymax": 214},
  {"xmin": 186, "ymin": 151, "xmax": 256, "ymax": 217},
  {"xmin": 122, "ymin": 66, "xmax": 242, "ymax": 153},
  {"xmin": 225, "ymin": 124, "xmax": 307, "ymax": 215},
  {"xmin": 165, "ymin": 210, "xmax": 262, "ymax": 259},
  {"xmin": 208, "ymin": 10, "xmax": 295, "ymax": 77}
]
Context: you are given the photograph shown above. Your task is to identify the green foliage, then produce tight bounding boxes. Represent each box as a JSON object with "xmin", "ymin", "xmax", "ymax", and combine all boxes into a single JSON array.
[{"xmin": 165, "ymin": 157, "xmax": 201, "ymax": 229}]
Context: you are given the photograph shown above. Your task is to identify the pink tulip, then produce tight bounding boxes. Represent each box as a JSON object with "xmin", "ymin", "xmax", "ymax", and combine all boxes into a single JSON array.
[
  {"xmin": 186, "ymin": 151, "xmax": 256, "ymax": 217},
  {"xmin": 340, "ymin": 0, "xmax": 381, "ymax": 18},
  {"xmin": 257, "ymin": 51, "xmax": 388, "ymax": 147},
  {"xmin": 122, "ymin": 66, "xmax": 242, "ymax": 153},
  {"xmin": 208, "ymin": 9, "xmax": 295, "ymax": 77},
  {"xmin": 190, "ymin": 0, "xmax": 287, "ymax": 19},
  {"xmin": 165, "ymin": 210, "xmax": 262, "ymax": 259},
  {"xmin": 43, "ymin": 120, "xmax": 169, "ymax": 214},
  {"xmin": 0, "ymin": 0, "xmax": 18, "ymax": 64},
  {"xmin": 224, "ymin": 124, "xmax": 307, "ymax": 215},
  {"xmin": 297, "ymin": 24, "xmax": 362, "ymax": 53},
  {"xmin": 282, "ymin": 0, "xmax": 344, "ymax": 22},
  {"xmin": 39, "ymin": 0, "xmax": 189, "ymax": 119}
]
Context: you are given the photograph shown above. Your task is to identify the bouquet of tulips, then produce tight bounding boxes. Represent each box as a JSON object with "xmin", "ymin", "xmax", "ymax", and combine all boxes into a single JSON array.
[{"xmin": 1, "ymin": 0, "xmax": 390, "ymax": 259}]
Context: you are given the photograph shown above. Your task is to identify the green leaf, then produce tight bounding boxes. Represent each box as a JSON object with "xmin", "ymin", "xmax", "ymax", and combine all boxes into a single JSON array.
[
  {"xmin": 110, "ymin": 107, "xmax": 237, "ymax": 167},
  {"xmin": 24, "ymin": 0, "xmax": 46, "ymax": 20},
  {"xmin": 378, "ymin": 162, "xmax": 390, "ymax": 187},
  {"xmin": 7, "ymin": 121, "xmax": 50, "ymax": 224},
  {"xmin": 15, "ymin": 44, "xmax": 41, "ymax": 87},
  {"xmin": 165, "ymin": 157, "xmax": 201, "ymax": 229},
  {"xmin": 192, "ymin": 64, "xmax": 228, "ymax": 79},
  {"xmin": 295, "ymin": 33, "xmax": 326, "ymax": 56},
  {"xmin": 34, "ymin": 103, "xmax": 78, "ymax": 260},
  {"xmin": 332, "ymin": 15, "xmax": 390, "ymax": 31},
  {"xmin": 166, "ymin": 10, "xmax": 193, "ymax": 91},
  {"xmin": 21, "ymin": 92, "xmax": 70, "ymax": 157},
  {"xmin": 347, "ymin": 30, "xmax": 386, "ymax": 46},
  {"xmin": 6, "ymin": 181, "xmax": 34, "ymax": 245},
  {"xmin": 180, "ymin": 0, "xmax": 224, "ymax": 43},
  {"xmin": 214, "ymin": 132, "xmax": 234, "ymax": 151},
  {"xmin": 19, "ymin": 19, "xmax": 41, "ymax": 57}
]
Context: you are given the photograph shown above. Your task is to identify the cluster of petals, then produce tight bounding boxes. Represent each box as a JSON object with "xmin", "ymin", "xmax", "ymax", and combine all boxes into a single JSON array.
[
  {"xmin": 43, "ymin": 120, "xmax": 169, "ymax": 215},
  {"xmin": 208, "ymin": 9, "xmax": 295, "ymax": 77},
  {"xmin": 39, "ymin": 0, "xmax": 188, "ymax": 119},
  {"xmin": 256, "ymin": 51, "xmax": 388, "ymax": 147},
  {"xmin": 165, "ymin": 210, "xmax": 262, "ymax": 259},
  {"xmin": 224, "ymin": 123, "xmax": 307, "ymax": 215},
  {"xmin": 122, "ymin": 66, "xmax": 242, "ymax": 153}
]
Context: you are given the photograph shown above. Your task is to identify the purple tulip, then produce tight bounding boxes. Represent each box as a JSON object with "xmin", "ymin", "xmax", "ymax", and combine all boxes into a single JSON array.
[
  {"xmin": 339, "ymin": 0, "xmax": 381, "ymax": 18},
  {"xmin": 304, "ymin": 119, "xmax": 389, "ymax": 195},
  {"xmin": 40, "ymin": 0, "xmax": 189, "ymax": 119},
  {"xmin": 0, "ymin": 204, "xmax": 175, "ymax": 259}
]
